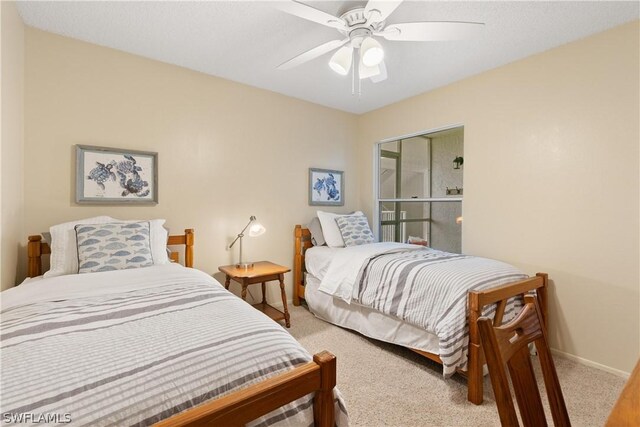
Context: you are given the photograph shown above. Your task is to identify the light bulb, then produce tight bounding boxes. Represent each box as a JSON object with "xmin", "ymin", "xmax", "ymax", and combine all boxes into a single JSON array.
[{"xmin": 361, "ymin": 37, "xmax": 384, "ymax": 67}]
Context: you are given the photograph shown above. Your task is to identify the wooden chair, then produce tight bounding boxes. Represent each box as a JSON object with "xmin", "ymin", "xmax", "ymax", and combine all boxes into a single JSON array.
[{"xmin": 478, "ymin": 302, "xmax": 571, "ymax": 427}]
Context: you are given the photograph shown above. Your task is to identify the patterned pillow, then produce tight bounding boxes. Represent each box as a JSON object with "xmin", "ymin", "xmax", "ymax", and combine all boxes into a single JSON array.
[
  {"xmin": 335, "ymin": 213, "xmax": 375, "ymax": 247},
  {"xmin": 75, "ymin": 222, "xmax": 153, "ymax": 273}
]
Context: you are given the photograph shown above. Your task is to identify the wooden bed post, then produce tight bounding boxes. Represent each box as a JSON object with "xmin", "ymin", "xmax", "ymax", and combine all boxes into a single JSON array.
[
  {"xmin": 293, "ymin": 225, "xmax": 312, "ymax": 306},
  {"xmin": 536, "ymin": 272, "xmax": 549, "ymax": 328},
  {"xmin": 184, "ymin": 229, "xmax": 194, "ymax": 268},
  {"xmin": 313, "ymin": 351, "xmax": 337, "ymax": 427},
  {"xmin": 28, "ymin": 235, "xmax": 43, "ymax": 278},
  {"xmin": 467, "ymin": 291, "xmax": 484, "ymax": 405},
  {"xmin": 293, "ymin": 226, "xmax": 302, "ymax": 306}
]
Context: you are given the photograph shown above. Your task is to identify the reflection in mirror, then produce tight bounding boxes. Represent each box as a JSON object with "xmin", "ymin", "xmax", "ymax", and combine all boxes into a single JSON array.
[
  {"xmin": 379, "ymin": 156, "xmax": 397, "ymax": 199},
  {"xmin": 377, "ymin": 127, "xmax": 463, "ymax": 253}
]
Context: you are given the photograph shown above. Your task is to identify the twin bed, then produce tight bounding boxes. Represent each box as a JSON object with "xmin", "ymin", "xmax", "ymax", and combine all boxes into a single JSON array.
[
  {"xmin": 2, "ymin": 214, "xmax": 549, "ymax": 426},
  {"xmin": 2, "ymin": 224, "xmax": 347, "ymax": 426},
  {"xmin": 293, "ymin": 224, "xmax": 548, "ymax": 405}
]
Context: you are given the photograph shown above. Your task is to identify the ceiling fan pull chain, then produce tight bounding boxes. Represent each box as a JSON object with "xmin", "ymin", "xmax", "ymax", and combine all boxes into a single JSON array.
[
  {"xmin": 351, "ymin": 63, "xmax": 354, "ymax": 96},
  {"xmin": 351, "ymin": 50, "xmax": 356, "ymax": 96},
  {"xmin": 358, "ymin": 49, "xmax": 363, "ymax": 97}
]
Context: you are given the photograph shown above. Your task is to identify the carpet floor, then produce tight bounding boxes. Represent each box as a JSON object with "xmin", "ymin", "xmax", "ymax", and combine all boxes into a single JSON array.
[{"xmin": 286, "ymin": 305, "xmax": 626, "ymax": 427}]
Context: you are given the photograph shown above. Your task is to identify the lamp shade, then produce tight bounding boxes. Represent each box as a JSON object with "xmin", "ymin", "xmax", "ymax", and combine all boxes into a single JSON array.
[
  {"xmin": 359, "ymin": 57, "xmax": 380, "ymax": 79},
  {"xmin": 249, "ymin": 221, "xmax": 266, "ymax": 237},
  {"xmin": 329, "ymin": 46, "xmax": 353, "ymax": 75},
  {"xmin": 361, "ymin": 37, "xmax": 384, "ymax": 67}
]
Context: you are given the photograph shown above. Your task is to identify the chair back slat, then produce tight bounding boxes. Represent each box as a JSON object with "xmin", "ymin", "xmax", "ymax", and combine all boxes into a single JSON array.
[
  {"xmin": 480, "ymin": 318, "xmax": 521, "ymax": 426},
  {"xmin": 508, "ymin": 348, "xmax": 547, "ymax": 427},
  {"xmin": 478, "ymin": 302, "xmax": 571, "ymax": 427},
  {"xmin": 536, "ymin": 337, "xmax": 572, "ymax": 427}
]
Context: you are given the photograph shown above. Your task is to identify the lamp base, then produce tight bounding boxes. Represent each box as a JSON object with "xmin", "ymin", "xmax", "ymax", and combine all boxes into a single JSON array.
[{"xmin": 235, "ymin": 262, "xmax": 254, "ymax": 270}]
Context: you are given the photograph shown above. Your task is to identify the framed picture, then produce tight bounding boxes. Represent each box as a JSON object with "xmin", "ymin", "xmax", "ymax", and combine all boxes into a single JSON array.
[
  {"xmin": 308, "ymin": 168, "xmax": 344, "ymax": 206},
  {"xmin": 76, "ymin": 145, "xmax": 158, "ymax": 204}
]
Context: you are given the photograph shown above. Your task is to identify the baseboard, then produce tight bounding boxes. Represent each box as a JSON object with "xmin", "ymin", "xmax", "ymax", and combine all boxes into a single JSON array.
[
  {"xmin": 264, "ymin": 294, "xmax": 631, "ymax": 379},
  {"xmin": 550, "ymin": 348, "xmax": 630, "ymax": 379},
  {"xmin": 268, "ymin": 300, "xmax": 292, "ymax": 310},
  {"xmin": 242, "ymin": 288, "xmax": 291, "ymax": 310}
]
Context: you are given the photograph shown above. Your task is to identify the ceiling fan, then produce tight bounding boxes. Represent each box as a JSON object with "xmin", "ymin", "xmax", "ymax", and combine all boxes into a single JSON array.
[{"xmin": 275, "ymin": 0, "xmax": 484, "ymax": 85}]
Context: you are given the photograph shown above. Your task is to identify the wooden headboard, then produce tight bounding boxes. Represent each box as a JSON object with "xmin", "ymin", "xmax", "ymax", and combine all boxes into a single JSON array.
[
  {"xmin": 293, "ymin": 225, "xmax": 313, "ymax": 306},
  {"xmin": 27, "ymin": 228, "xmax": 195, "ymax": 278}
]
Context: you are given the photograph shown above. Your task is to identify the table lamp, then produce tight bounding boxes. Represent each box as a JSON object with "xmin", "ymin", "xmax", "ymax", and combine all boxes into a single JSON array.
[{"xmin": 228, "ymin": 215, "xmax": 266, "ymax": 269}]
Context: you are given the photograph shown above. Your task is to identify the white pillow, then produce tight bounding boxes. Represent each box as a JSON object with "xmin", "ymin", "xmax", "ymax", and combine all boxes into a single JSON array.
[
  {"xmin": 307, "ymin": 217, "xmax": 326, "ymax": 246},
  {"xmin": 45, "ymin": 217, "xmax": 169, "ymax": 278},
  {"xmin": 317, "ymin": 210, "xmax": 365, "ymax": 248}
]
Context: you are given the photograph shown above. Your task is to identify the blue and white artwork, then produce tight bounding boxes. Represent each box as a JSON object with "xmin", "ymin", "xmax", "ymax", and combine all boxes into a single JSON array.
[
  {"xmin": 309, "ymin": 168, "xmax": 344, "ymax": 206},
  {"xmin": 76, "ymin": 145, "xmax": 158, "ymax": 204}
]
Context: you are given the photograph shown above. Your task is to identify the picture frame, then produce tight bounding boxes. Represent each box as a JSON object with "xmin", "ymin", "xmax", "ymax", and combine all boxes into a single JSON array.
[
  {"xmin": 75, "ymin": 145, "xmax": 158, "ymax": 204},
  {"xmin": 308, "ymin": 168, "xmax": 344, "ymax": 206}
]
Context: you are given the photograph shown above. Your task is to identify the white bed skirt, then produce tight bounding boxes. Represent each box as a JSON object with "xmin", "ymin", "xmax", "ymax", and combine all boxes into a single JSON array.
[{"xmin": 304, "ymin": 273, "xmax": 441, "ymax": 356}]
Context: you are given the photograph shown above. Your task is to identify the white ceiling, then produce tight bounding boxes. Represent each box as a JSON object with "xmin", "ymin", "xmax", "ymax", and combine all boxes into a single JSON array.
[{"xmin": 17, "ymin": 1, "xmax": 639, "ymax": 114}]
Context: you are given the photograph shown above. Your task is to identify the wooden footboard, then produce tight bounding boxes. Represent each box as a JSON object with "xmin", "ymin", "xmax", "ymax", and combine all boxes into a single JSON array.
[
  {"xmin": 293, "ymin": 224, "xmax": 549, "ymax": 405},
  {"xmin": 467, "ymin": 273, "xmax": 548, "ymax": 404},
  {"xmin": 154, "ymin": 351, "xmax": 337, "ymax": 427}
]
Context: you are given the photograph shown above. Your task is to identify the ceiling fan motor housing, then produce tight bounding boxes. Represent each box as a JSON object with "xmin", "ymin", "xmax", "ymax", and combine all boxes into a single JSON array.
[{"xmin": 340, "ymin": 8, "xmax": 385, "ymax": 47}]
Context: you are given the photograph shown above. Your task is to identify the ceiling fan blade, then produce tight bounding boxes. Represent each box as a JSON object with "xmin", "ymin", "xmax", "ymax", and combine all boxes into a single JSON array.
[
  {"xmin": 370, "ymin": 60, "xmax": 387, "ymax": 83},
  {"xmin": 277, "ymin": 38, "xmax": 349, "ymax": 70},
  {"xmin": 275, "ymin": 1, "xmax": 346, "ymax": 30},
  {"xmin": 380, "ymin": 21, "xmax": 484, "ymax": 41},
  {"xmin": 365, "ymin": 0, "xmax": 403, "ymax": 23}
]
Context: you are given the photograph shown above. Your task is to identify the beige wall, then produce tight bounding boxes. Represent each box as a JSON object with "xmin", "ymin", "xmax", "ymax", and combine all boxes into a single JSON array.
[
  {"xmin": 358, "ymin": 21, "xmax": 640, "ymax": 374},
  {"xmin": 1, "ymin": 1, "xmax": 25, "ymax": 290},
  {"xmin": 23, "ymin": 28, "xmax": 359, "ymax": 302}
]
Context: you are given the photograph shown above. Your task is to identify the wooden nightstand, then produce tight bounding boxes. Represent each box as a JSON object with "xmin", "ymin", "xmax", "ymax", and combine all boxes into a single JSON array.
[{"xmin": 219, "ymin": 261, "xmax": 291, "ymax": 328}]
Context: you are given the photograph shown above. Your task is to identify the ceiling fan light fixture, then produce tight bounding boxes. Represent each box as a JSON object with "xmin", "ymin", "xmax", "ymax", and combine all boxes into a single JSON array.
[
  {"xmin": 329, "ymin": 46, "xmax": 353, "ymax": 75},
  {"xmin": 359, "ymin": 58, "xmax": 380, "ymax": 80},
  {"xmin": 361, "ymin": 37, "xmax": 384, "ymax": 66}
]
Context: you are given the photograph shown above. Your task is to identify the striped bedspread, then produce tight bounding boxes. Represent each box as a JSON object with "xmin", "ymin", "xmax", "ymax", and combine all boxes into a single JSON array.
[
  {"xmin": 353, "ymin": 247, "xmax": 528, "ymax": 376},
  {"xmin": 1, "ymin": 265, "xmax": 347, "ymax": 426}
]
